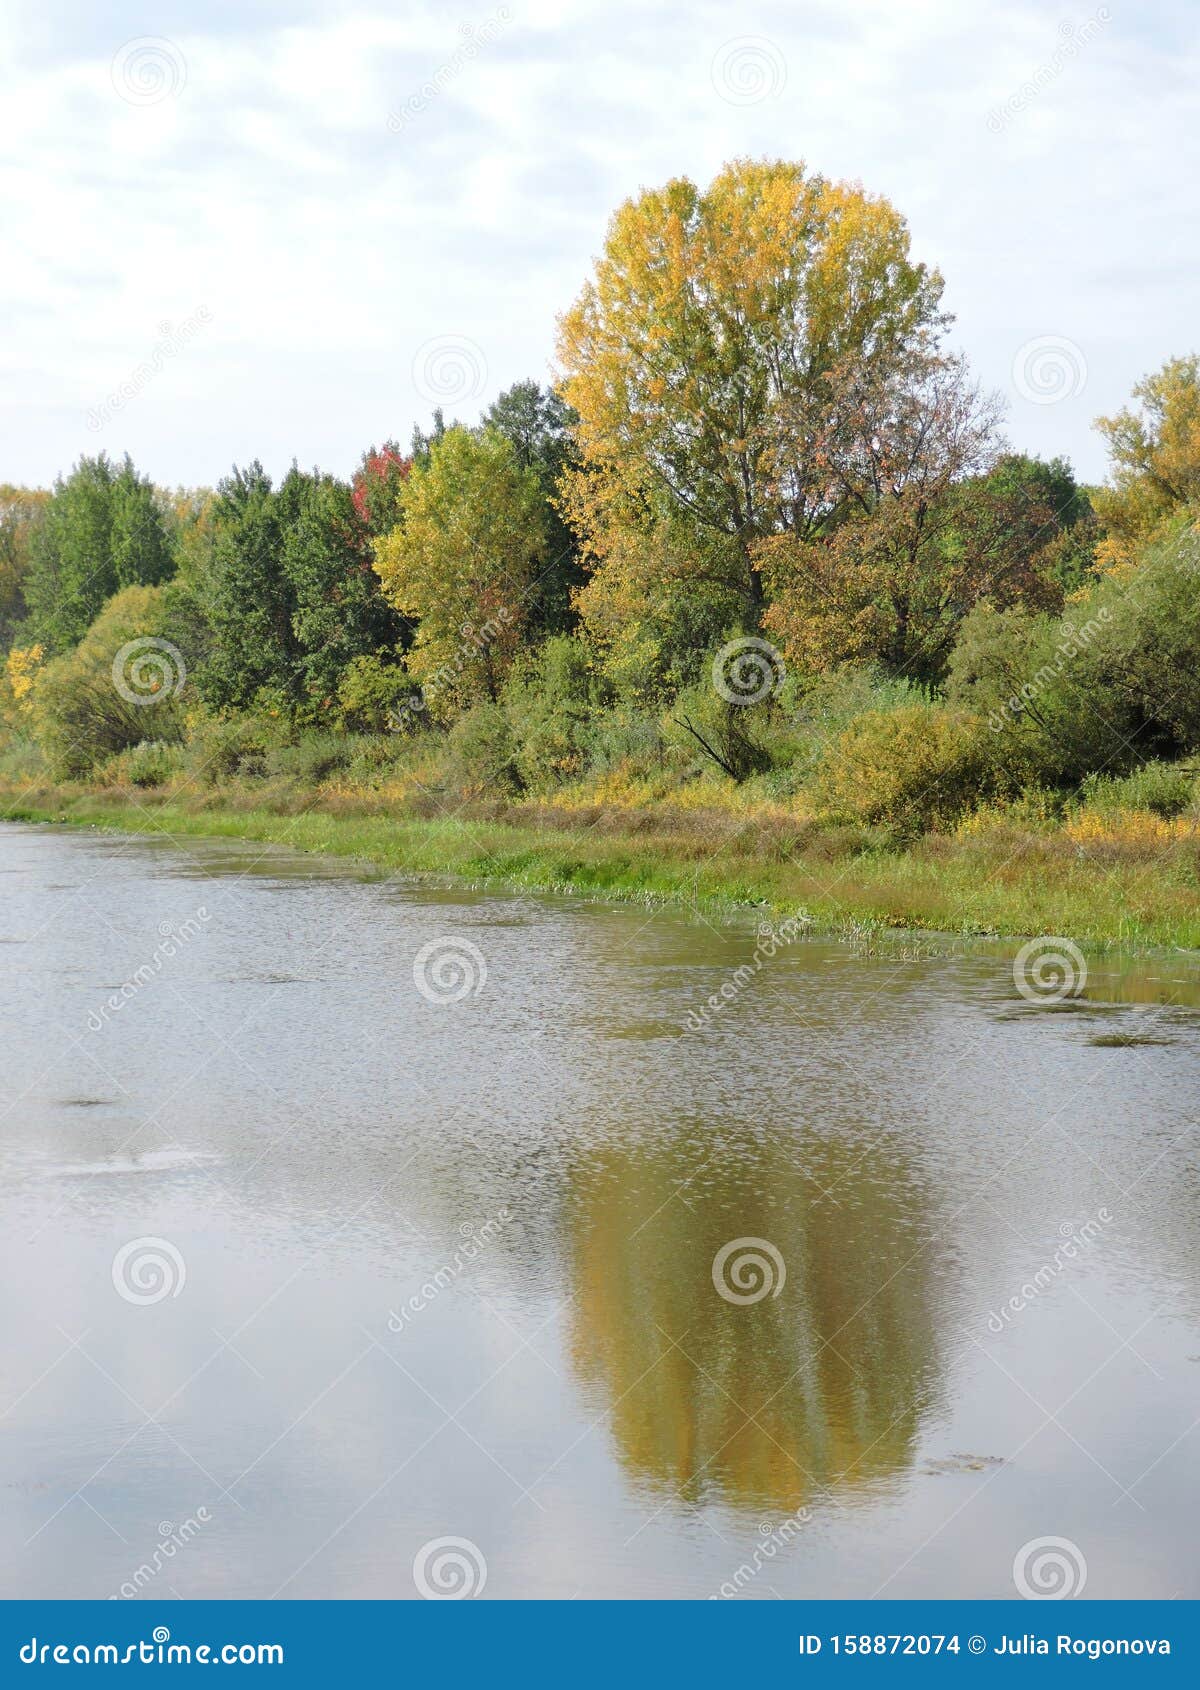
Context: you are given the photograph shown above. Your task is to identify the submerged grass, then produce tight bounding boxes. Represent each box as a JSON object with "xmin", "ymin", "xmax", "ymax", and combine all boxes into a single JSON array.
[{"xmin": 4, "ymin": 776, "xmax": 1200, "ymax": 956}]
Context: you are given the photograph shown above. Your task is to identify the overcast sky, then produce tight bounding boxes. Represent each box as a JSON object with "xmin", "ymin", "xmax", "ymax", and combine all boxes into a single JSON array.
[{"xmin": 1, "ymin": 0, "xmax": 1196, "ymax": 492}]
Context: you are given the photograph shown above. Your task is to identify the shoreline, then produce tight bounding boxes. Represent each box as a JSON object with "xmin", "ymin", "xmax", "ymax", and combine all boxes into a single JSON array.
[{"xmin": 4, "ymin": 782, "xmax": 1200, "ymax": 963}]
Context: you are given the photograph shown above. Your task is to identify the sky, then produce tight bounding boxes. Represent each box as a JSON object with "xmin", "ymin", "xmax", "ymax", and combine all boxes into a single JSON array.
[{"xmin": 1, "ymin": 0, "xmax": 1196, "ymax": 492}]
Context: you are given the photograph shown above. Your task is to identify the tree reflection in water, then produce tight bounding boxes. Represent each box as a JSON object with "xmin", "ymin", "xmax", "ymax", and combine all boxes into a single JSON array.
[{"xmin": 565, "ymin": 1126, "xmax": 942, "ymax": 1515}]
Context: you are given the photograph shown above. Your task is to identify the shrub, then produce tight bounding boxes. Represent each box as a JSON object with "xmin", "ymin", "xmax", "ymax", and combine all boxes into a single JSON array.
[
  {"xmin": 669, "ymin": 681, "xmax": 773, "ymax": 782},
  {"xmin": 28, "ymin": 586, "xmax": 187, "ymax": 778},
  {"xmin": 97, "ymin": 740, "xmax": 184, "ymax": 789},
  {"xmin": 813, "ymin": 704, "xmax": 994, "ymax": 832},
  {"xmin": 336, "ymin": 653, "xmax": 420, "ymax": 734},
  {"xmin": 503, "ymin": 635, "xmax": 602, "ymax": 790},
  {"xmin": 1079, "ymin": 760, "xmax": 1196, "ymax": 819},
  {"xmin": 947, "ymin": 522, "xmax": 1200, "ymax": 788},
  {"xmin": 184, "ymin": 711, "xmax": 283, "ymax": 784},
  {"xmin": 264, "ymin": 734, "xmax": 355, "ymax": 785},
  {"xmin": 446, "ymin": 702, "xmax": 523, "ymax": 795}
]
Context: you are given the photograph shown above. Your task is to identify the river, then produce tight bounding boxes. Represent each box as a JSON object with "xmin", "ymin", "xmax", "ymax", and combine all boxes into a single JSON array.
[{"xmin": 1, "ymin": 820, "xmax": 1197, "ymax": 1600}]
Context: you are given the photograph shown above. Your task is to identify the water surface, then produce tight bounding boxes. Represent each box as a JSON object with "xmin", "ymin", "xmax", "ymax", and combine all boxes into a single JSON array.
[{"xmin": 1, "ymin": 821, "xmax": 1198, "ymax": 1600}]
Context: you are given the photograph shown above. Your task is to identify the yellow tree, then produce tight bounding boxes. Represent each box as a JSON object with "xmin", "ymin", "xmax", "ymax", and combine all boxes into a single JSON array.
[
  {"xmin": 373, "ymin": 427, "xmax": 547, "ymax": 718},
  {"xmin": 1094, "ymin": 356, "xmax": 1200, "ymax": 573},
  {"xmin": 556, "ymin": 157, "xmax": 947, "ymax": 666}
]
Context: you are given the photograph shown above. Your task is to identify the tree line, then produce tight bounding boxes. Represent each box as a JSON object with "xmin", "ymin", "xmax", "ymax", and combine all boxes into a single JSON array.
[{"xmin": 3, "ymin": 158, "xmax": 1199, "ymax": 831}]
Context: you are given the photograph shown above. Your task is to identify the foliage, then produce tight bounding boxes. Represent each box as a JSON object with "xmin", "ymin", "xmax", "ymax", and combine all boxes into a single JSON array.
[
  {"xmin": 28, "ymin": 586, "xmax": 186, "ymax": 778},
  {"xmin": 194, "ymin": 462, "xmax": 405, "ymax": 716},
  {"xmin": 813, "ymin": 703, "xmax": 995, "ymax": 832},
  {"xmin": 6, "ymin": 162, "xmax": 1200, "ymax": 865},
  {"xmin": 1079, "ymin": 760, "xmax": 1196, "ymax": 820},
  {"xmin": 335, "ymin": 652, "xmax": 418, "ymax": 733},
  {"xmin": 761, "ymin": 359, "xmax": 1017, "ymax": 682},
  {"xmin": 1094, "ymin": 356, "xmax": 1200, "ymax": 572},
  {"xmin": 558, "ymin": 157, "xmax": 948, "ymax": 634},
  {"xmin": 446, "ymin": 701, "xmax": 523, "ymax": 795},
  {"xmin": 0, "ymin": 484, "xmax": 49, "ymax": 648},
  {"xmin": 24, "ymin": 456, "xmax": 174, "ymax": 652},
  {"xmin": 373, "ymin": 426, "xmax": 547, "ymax": 718},
  {"xmin": 947, "ymin": 523, "xmax": 1200, "ymax": 784},
  {"xmin": 98, "ymin": 740, "xmax": 185, "ymax": 789},
  {"xmin": 483, "ymin": 381, "xmax": 583, "ymax": 635},
  {"xmin": 4, "ymin": 642, "xmax": 45, "ymax": 719},
  {"xmin": 502, "ymin": 634, "xmax": 604, "ymax": 789},
  {"xmin": 351, "ymin": 443, "xmax": 411, "ymax": 536}
]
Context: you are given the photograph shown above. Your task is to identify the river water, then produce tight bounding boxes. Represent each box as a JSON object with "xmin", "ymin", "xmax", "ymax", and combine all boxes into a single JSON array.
[{"xmin": 1, "ymin": 820, "xmax": 1198, "ymax": 1600}]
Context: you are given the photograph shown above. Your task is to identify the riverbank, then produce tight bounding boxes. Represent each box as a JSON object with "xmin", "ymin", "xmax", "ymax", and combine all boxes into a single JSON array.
[{"xmin": 4, "ymin": 778, "xmax": 1200, "ymax": 955}]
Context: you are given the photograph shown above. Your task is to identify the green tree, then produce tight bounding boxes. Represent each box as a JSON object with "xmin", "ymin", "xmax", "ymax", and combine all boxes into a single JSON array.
[
  {"xmin": 0, "ymin": 484, "xmax": 50, "ymax": 649},
  {"xmin": 195, "ymin": 463, "xmax": 405, "ymax": 715},
  {"xmin": 195, "ymin": 461, "xmax": 297, "ymax": 709},
  {"xmin": 484, "ymin": 380, "xmax": 583, "ymax": 635},
  {"xmin": 25, "ymin": 456, "xmax": 174, "ymax": 652}
]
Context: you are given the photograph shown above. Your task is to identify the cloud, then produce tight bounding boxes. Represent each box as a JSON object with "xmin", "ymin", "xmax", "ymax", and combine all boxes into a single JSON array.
[{"xmin": 0, "ymin": 0, "xmax": 1195, "ymax": 487}]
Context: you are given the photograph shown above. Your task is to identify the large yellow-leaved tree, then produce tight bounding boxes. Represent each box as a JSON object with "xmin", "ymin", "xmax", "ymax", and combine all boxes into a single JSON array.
[{"xmin": 556, "ymin": 157, "xmax": 948, "ymax": 678}]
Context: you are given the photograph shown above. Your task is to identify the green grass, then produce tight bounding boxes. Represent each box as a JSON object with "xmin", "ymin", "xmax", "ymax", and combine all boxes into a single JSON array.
[{"xmin": 4, "ymin": 779, "xmax": 1200, "ymax": 957}]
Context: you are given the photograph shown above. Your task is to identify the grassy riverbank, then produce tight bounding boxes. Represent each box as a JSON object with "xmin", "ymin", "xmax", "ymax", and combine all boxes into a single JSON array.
[{"xmin": 4, "ymin": 777, "xmax": 1200, "ymax": 954}]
